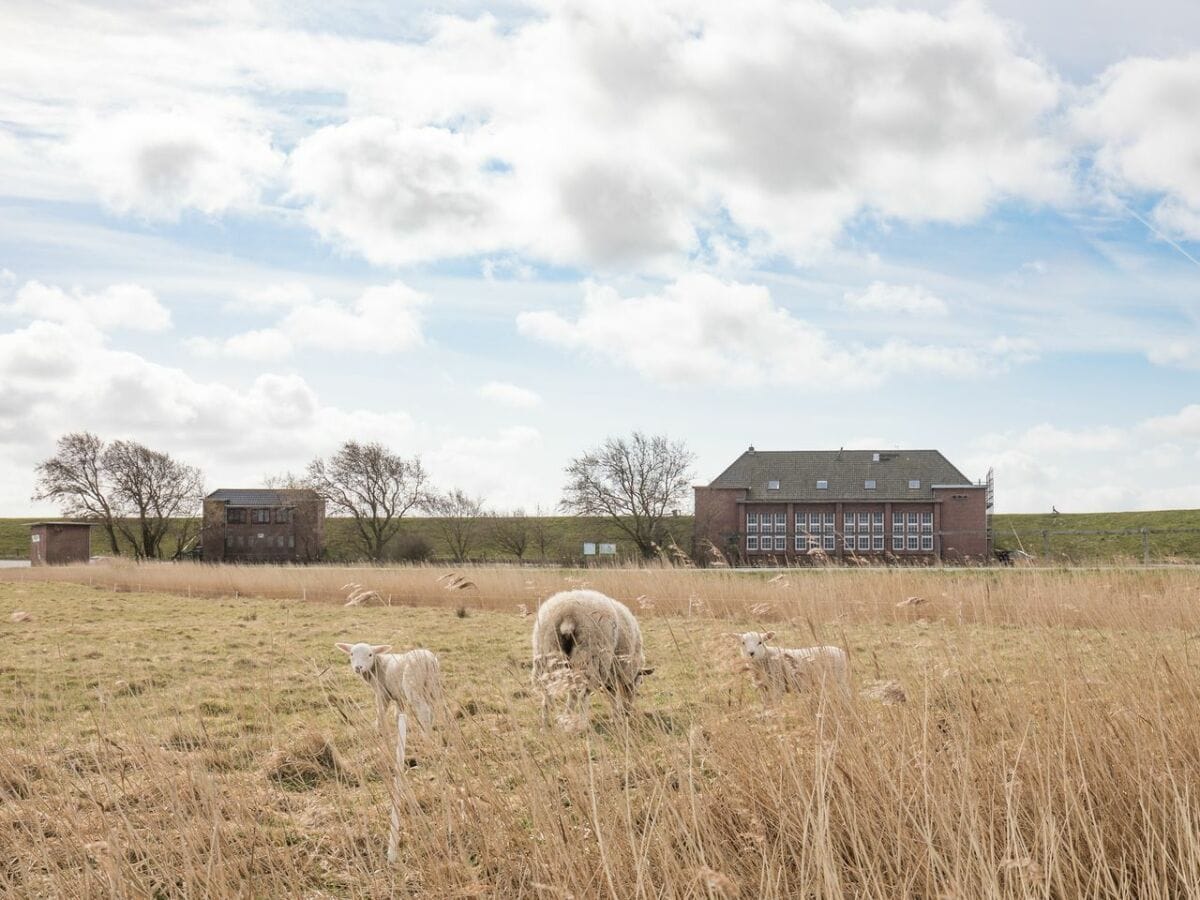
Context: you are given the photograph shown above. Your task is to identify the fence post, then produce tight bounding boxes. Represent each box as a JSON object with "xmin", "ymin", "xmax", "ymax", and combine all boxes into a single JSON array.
[
  {"xmin": 1041, "ymin": 529, "xmax": 1049, "ymax": 561},
  {"xmin": 1142, "ymin": 527, "xmax": 1150, "ymax": 566},
  {"xmin": 387, "ymin": 712, "xmax": 408, "ymax": 864}
]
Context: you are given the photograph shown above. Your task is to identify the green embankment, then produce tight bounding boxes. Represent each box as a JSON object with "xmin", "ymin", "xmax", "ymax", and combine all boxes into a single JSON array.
[{"xmin": 3, "ymin": 509, "xmax": 1199, "ymax": 562}]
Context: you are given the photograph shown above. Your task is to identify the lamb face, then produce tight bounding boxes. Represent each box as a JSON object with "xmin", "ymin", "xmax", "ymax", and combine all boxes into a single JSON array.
[
  {"xmin": 335, "ymin": 642, "xmax": 392, "ymax": 679},
  {"xmin": 734, "ymin": 631, "xmax": 776, "ymax": 660}
]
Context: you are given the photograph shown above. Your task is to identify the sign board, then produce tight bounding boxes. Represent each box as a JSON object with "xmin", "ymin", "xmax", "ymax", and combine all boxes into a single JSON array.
[
  {"xmin": 30, "ymin": 534, "xmax": 40, "ymax": 543},
  {"xmin": 598, "ymin": 543, "xmax": 617, "ymax": 555},
  {"xmin": 582, "ymin": 542, "xmax": 597, "ymax": 556}
]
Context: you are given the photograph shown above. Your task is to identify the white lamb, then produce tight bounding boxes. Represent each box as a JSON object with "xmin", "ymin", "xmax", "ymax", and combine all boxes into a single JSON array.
[
  {"xmin": 729, "ymin": 631, "xmax": 851, "ymax": 699},
  {"xmin": 335, "ymin": 642, "xmax": 444, "ymax": 735},
  {"xmin": 531, "ymin": 589, "xmax": 653, "ymax": 728}
]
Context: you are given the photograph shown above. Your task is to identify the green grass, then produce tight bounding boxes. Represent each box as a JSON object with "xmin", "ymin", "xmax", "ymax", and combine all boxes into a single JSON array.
[{"xmin": 4, "ymin": 508, "xmax": 1200, "ymax": 562}]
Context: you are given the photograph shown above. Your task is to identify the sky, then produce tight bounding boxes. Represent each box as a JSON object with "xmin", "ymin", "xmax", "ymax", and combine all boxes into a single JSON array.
[{"xmin": 1, "ymin": 0, "xmax": 1198, "ymax": 516}]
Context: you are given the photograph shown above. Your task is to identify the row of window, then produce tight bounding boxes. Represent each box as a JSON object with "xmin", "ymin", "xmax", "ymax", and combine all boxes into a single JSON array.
[
  {"xmin": 746, "ymin": 533, "xmax": 935, "ymax": 553},
  {"xmin": 227, "ymin": 507, "xmax": 291, "ymax": 525},
  {"xmin": 226, "ymin": 534, "xmax": 296, "ymax": 550},
  {"xmin": 747, "ymin": 511, "xmax": 932, "ymax": 531},
  {"xmin": 766, "ymin": 479, "xmax": 923, "ymax": 491}
]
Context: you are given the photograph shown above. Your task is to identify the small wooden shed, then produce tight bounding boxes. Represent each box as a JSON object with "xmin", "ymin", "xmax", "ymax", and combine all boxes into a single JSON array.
[{"xmin": 29, "ymin": 522, "xmax": 93, "ymax": 566}]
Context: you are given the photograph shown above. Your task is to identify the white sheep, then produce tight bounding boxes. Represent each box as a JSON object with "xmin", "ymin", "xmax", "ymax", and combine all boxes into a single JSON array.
[
  {"xmin": 531, "ymin": 589, "xmax": 653, "ymax": 728},
  {"xmin": 729, "ymin": 631, "xmax": 851, "ymax": 699},
  {"xmin": 335, "ymin": 642, "xmax": 444, "ymax": 735}
]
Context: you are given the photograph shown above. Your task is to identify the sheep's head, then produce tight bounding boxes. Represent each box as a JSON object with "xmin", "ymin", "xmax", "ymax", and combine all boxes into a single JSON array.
[
  {"xmin": 728, "ymin": 631, "xmax": 775, "ymax": 660},
  {"xmin": 335, "ymin": 642, "xmax": 392, "ymax": 678}
]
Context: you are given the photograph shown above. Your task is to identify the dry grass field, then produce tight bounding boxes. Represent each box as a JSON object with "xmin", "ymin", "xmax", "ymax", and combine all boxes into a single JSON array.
[{"xmin": 3, "ymin": 563, "xmax": 1200, "ymax": 897}]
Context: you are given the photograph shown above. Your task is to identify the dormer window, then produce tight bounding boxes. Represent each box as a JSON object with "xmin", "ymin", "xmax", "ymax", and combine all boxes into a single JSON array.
[
  {"xmin": 864, "ymin": 479, "xmax": 876, "ymax": 490},
  {"xmin": 908, "ymin": 479, "xmax": 920, "ymax": 489},
  {"xmin": 816, "ymin": 480, "xmax": 828, "ymax": 490},
  {"xmin": 767, "ymin": 479, "xmax": 780, "ymax": 491},
  {"xmin": 872, "ymin": 452, "xmax": 880, "ymax": 462}
]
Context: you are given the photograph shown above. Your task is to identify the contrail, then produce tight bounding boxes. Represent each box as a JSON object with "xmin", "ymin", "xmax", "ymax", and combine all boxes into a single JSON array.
[{"xmin": 1120, "ymin": 201, "xmax": 1200, "ymax": 270}]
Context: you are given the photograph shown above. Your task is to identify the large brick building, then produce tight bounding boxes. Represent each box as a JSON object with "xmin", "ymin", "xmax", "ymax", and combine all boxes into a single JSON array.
[
  {"xmin": 694, "ymin": 448, "xmax": 991, "ymax": 564},
  {"xmin": 201, "ymin": 489, "xmax": 325, "ymax": 563}
]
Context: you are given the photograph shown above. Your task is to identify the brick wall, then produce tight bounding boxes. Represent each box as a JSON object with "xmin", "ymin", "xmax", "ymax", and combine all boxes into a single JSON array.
[{"xmin": 934, "ymin": 486, "xmax": 988, "ymax": 560}]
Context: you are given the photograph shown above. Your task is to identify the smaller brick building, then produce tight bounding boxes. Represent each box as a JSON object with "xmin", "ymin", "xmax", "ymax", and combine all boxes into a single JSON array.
[
  {"xmin": 201, "ymin": 489, "xmax": 325, "ymax": 563},
  {"xmin": 29, "ymin": 522, "xmax": 93, "ymax": 566},
  {"xmin": 694, "ymin": 448, "xmax": 991, "ymax": 565}
]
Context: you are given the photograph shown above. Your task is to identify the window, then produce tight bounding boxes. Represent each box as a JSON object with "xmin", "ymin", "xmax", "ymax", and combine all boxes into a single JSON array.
[
  {"xmin": 225, "ymin": 535, "xmax": 233, "ymax": 548},
  {"xmin": 872, "ymin": 512, "xmax": 884, "ymax": 533},
  {"xmin": 774, "ymin": 535, "xmax": 786, "ymax": 551},
  {"xmin": 921, "ymin": 513, "xmax": 933, "ymax": 533},
  {"xmin": 892, "ymin": 513, "xmax": 906, "ymax": 551},
  {"xmin": 872, "ymin": 535, "xmax": 885, "ymax": 551},
  {"xmin": 864, "ymin": 479, "xmax": 876, "ymax": 490},
  {"xmin": 774, "ymin": 513, "xmax": 787, "ymax": 533},
  {"xmin": 816, "ymin": 479, "xmax": 828, "ymax": 490},
  {"xmin": 824, "ymin": 533, "xmax": 836, "ymax": 551},
  {"xmin": 921, "ymin": 535, "xmax": 934, "ymax": 551},
  {"xmin": 908, "ymin": 513, "xmax": 919, "ymax": 533},
  {"xmin": 226, "ymin": 507, "xmax": 246, "ymax": 524},
  {"xmin": 857, "ymin": 534, "xmax": 870, "ymax": 551},
  {"xmin": 747, "ymin": 535, "xmax": 759, "ymax": 551},
  {"xmin": 277, "ymin": 536, "xmax": 285, "ymax": 548},
  {"xmin": 909, "ymin": 479, "xmax": 921, "ymax": 489},
  {"xmin": 275, "ymin": 508, "xmax": 291, "ymax": 524},
  {"xmin": 288, "ymin": 535, "xmax": 295, "ymax": 549},
  {"xmin": 892, "ymin": 534, "xmax": 905, "ymax": 551},
  {"xmin": 767, "ymin": 479, "xmax": 780, "ymax": 491},
  {"xmin": 907, "ymin": 535, "xmax": 919, "ymax": 551},
  {"xmin": 746, "ymin": 513, "xmax": 758, "ymax": 533},
  {"xmin": 252, "ymin": 508, "xmax": 271, "ymax": 524}
]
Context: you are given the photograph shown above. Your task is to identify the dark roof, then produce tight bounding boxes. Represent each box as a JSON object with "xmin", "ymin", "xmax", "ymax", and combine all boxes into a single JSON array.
[
  {"xmin": 705, "ymin": 449, "xmax": 977, "ymax": 502},
  {"xmin": 205, "ymin": 488, "xmax": 318, "ymax": 506},
  {"xmin": 28, "ymin": 521, "xmax": 93, "ymax": 528}
]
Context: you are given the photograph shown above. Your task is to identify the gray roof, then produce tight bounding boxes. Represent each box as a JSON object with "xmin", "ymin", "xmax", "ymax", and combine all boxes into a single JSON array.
[
  {"xmin": 705, "ymin": 449, "xmax": 977, "ymax": 502},
  {"xmin": 206, "ymin": 489, "xmax": 316, "ymax": 506}
]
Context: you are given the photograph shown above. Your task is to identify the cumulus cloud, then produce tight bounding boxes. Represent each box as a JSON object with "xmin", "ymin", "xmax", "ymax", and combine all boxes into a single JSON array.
[
  {"xmin": 2, "ymin": 279, "xmax": 170, "ymax": 332},
  {"xmin": 196, "ymin": 281, "xmax": 426, "ymax": 358},
  {"xmin": 479, "ymin": 381, "xmax": 542, "ymax": 408},
  {"xmin": 1075, "ymin": 53, "xmax": 1200, "ymax": 239},
  {"xmin": 843, "ymin": 282, "xmax": 949, "ymax": 316},
  {"xmin": 68, "ymin": 108, "xmax": 282, "ymax": 220},
  {"xmin": 517, "ymin": 274, "xmax": 1031, "ymax": 387},
  {"xmin": 280, "ymin": 1, "xmax": 1067, "ymax": 269}
]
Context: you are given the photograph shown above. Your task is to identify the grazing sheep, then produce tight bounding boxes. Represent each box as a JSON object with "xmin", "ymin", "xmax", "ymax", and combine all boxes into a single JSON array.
[
  {"xmin": 729, "ymin": 631, "xmax": 851, "ymax": 699},
  {"xmin": 531, "ymin": 589, "xmax": 653, "ymax": 728},
  {"xmin": 335, "ymin": 642, "xmax": 444, "ymax": 735}
]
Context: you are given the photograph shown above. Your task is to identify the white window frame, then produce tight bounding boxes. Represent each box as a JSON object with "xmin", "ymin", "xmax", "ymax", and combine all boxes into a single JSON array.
[
  {"xmin": 872, "ymin": 512, "xmax": 884, "ymax": 533},
  {"xmin": 872, "ymin": 535, "xmax": 884, "ymax": 551},
  {"xmin": 816, "ymin": 479, "xmax": 828, "ymax": 490},
  {"xmin": 907, "ymin": 534, "xmax": 919, "ymax": 551},
  {"xmin": 767, "ymin": 479, "xmax": 780, "ymax": 491},
  {"xmin": 921, "ymin": 512, "xmax": 933, "ymax": 533},
  {"xmin": 746, "ymin": 513, "xmax": 758, "ymax": 533},
  {"xmin": 892, "ymin": 534, "xmax": 905, "ymax": 551},
  {"xmin": 775, "ymin": 513, "xmax": 787, "ymax": 533},
  {"xmin": 857, "ymin": 534, "xmax": 870, "ymax": 551},
  {"xmin": 774, "ymin": 535, "xmax": 786, "ymax": 551},
  {"xmin": 909, "ymin": 479, "xmax": 921, "ymax": 489},
  {"xmin": 823, "ymin": 533, "xmax": 836, "ymax": 551},
  {"xmin": 864, "ymin": 479, "xmax": 876, "ymax": 490},
  {"xmin": 747, "ymin": 535, "xmax": 759, "ymax": 551},
  {"xmin": 920, "ymin": 535, "xmax": 934, "ymax": 551}
]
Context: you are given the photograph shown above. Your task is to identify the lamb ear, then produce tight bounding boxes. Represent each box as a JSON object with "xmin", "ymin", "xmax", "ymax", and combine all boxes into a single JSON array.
[
  {"xmin": 638, "ymin": 667, "xmax": 655, "ymax": 677},
  {"xmin": 335, "ymin": 642, "xmax": 352, "ymax": 654},
  {"xmin": 372, "ymin": 644, "xmax": 392, "ymax": 655},
  {"xmin": 763, "ymin": 631, "xmax": 776, "ymax": 642}
]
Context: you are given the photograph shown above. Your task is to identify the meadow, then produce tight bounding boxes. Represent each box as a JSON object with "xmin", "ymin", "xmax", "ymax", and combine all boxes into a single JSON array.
[{"xmin": 3, "ymin": 563, "xmax": 1200, "ymax": 897}]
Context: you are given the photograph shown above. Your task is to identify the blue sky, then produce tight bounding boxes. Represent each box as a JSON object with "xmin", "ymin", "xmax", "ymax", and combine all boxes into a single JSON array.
[{"xmin": 1, "ymin": 0, "xmax": 1199, "ymax": 515}]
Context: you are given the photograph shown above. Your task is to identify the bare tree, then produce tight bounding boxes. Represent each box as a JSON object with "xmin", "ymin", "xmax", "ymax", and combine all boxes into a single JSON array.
[
  {"xmin": 489, "ymin": 508, "xmax": 531, "ymax": 562},
  {"xmin": 262, "ymin": 470, "xmax": 311, "ymax": 489},
  {"xmin": 429, "ymin": 489, "xmax": 487, "ymax": 563},
  {"xmin": 102, "ymin": 440, "xmax": 205, "ymax": 559},
  {"xmin": 528, "ymin": 504, "xmax": 556, "ymax": 562},
  {"xmin": 32, "ymin": 432, "xmax": 121, "ymax": 554},
  {"xmin": 307, "ymin": 441, "xmax": 429, "ymax": 562},
  {"xmin": 561, "ymin": 432, "xmax": 695, "ymax": 559}
]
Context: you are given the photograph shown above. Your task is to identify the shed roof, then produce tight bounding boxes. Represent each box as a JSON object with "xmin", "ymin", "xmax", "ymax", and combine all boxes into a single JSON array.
[
  {"xmin": 28, "ymin": 521, "xmax": 94, "ymax": 528},
  {"xmin": 705, "ymin": 449, "xmax": 977, "ymax": 502},
  {"xmin": 205, "ymin": 488, "xmax": 318, "ymax": 506}
]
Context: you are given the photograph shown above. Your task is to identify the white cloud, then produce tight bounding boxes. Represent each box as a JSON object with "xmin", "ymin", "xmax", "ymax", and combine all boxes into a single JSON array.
[
  {"xmin": 479, "ymin": 381, "xmax": 542, "ymax": 408},
  {"xmin": 843, "ymin": 281, "xmax": 949, "ymax": 316},
  {"xmin": 68, "ymin": 108, "xmax": 283, "ymax": 220},
  {"xmin": 3, "ymin": 279, "xmax": 171, "ymax": 332},
  {"xmin": 518, "ymin": 273, "xmax": 1031, "ymax": 387},
  {"xmin": 197, "ymin": 280, "xmax": 427, "ymax": 357},
  {"xmin": 1075, "ymin": 53, "xmax": 1200, "ymax": 239}
]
